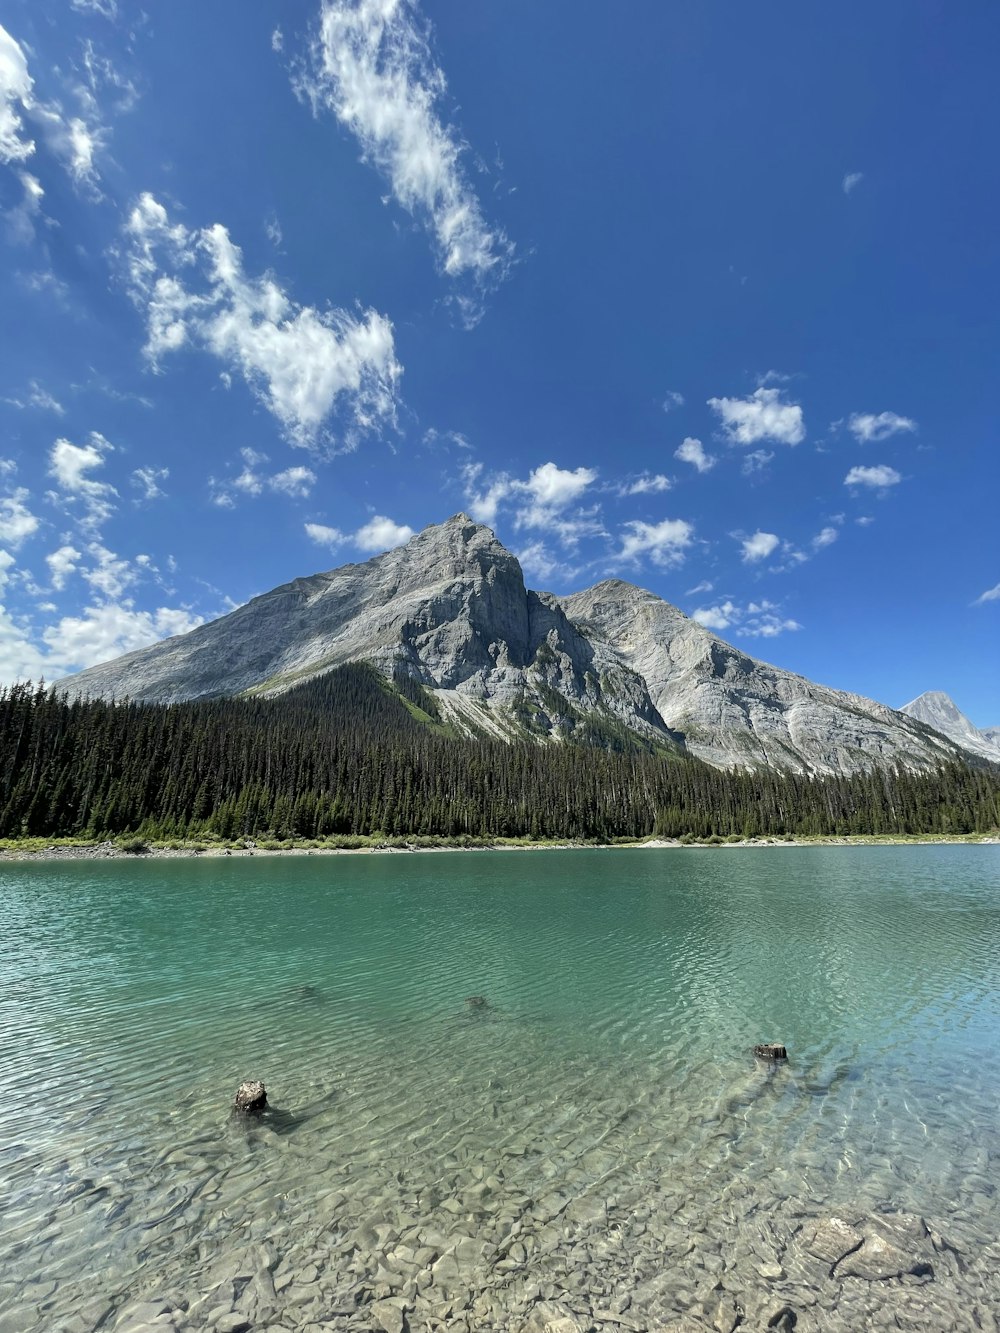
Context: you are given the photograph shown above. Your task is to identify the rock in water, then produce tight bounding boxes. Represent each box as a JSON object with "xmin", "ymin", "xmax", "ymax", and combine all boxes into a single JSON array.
[
  {"xmin": 754, "ymin": 1043, "xmax": 788, "ymax": 1060},
  {"xmin": 233, "ymin": 1080, "xmax": 267, "ymax": 1115},
  {"xmin": 466, "ymin": 995, "xmax": 489, "ymax": 1009}
]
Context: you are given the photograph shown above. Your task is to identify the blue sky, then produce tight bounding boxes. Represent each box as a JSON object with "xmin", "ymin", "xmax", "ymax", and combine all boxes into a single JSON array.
[{"xmin": 0, "ymin": 0, "xmax": 997, "ymax": 724}]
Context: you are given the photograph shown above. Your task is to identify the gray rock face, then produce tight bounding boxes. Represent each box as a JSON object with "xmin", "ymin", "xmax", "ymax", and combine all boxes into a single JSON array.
[
  {"xmin": 59, "ymin": 516, "xmax": 965, "ymax": 775},
  {"xmin": 899, "ymin": 691, "xmax": 1000, "ymax": 764},
  {"xmin": 560, "ymin": 580, "xmax": 957, "ymax": 774}
]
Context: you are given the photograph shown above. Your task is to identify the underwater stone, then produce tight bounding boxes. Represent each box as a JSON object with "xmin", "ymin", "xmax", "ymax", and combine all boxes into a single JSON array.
[
  {"xmin": 232, "ymin": 1080, "xmax": 267, "ymax": 1115},
  {"xmin": 753, "ymin": 1043, "xmax": 787, "ymax": 1060}
]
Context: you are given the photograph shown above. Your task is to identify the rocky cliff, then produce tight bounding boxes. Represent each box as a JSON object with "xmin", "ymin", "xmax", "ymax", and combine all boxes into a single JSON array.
[{"xmin": 60, "ymin": 515, "xmax": 963, "ymax": 775}]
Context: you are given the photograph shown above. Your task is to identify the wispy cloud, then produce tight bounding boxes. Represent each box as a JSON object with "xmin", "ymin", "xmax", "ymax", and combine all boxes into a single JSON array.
[
  {"xmin": 131, "ymin": 466, "xmax": 168, "ymax": 501},
  {"xmin": 708, "ymin": 387, "xmax": 805, "ymax": 446},
  {"xmin": 123, "ymin": 193, "xmax": 402, "ymax": 447},
  {"xmin": 2, "ymin": 379, "xmax": 64, "ymax": 414},
  {"xmin": 48, "ymin": 432, "xmax": 118, "ymax": 530},
  {"xmin": 299, "ymin": 0, "xmax": 512, "ymax": 295},
  {"xmin": 211, "ymin": 449, "xmax": 318, "ymax": 504},
  {"xmin": 973, "ymin": 582, "xmax": 1000, "ymax": 606},
  {"xmin": 847, "ymin": 411, "xmax": 917, "ymax": 442},
  {"xmin": 0, "ymin": 487, "xmax": 41, "ymax": 549},
  {"xmin": 845, "ymin": 464, "xmax": 901, "ymax": 490},
  {"xmin": 842, "ymin": 171, "xmax": 864, "ymax": 195},
  {"xmin": 662, "ymin": 390, "xmax": 684, "ymax": 413},
  {"xmin": 618, "ymin": 472, "xmax": 671, "ymax": 495}
]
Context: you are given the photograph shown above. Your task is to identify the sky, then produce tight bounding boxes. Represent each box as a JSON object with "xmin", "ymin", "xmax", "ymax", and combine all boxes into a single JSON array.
[{"xmin": 0, "ymin": 0, "xmax": 997, "ymax": 725}]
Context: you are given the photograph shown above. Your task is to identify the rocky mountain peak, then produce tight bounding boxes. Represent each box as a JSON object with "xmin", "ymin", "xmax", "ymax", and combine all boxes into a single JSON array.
[
  {"xmin": 56, "ymin": 518, "xmax": 971, "ymax": 776},
  {"xmin": 899, "ymin": 691, "xmax": 1000, "ymax": 763}
]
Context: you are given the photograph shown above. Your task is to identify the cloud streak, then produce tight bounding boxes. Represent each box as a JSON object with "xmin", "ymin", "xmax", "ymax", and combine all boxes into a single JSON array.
[{"xmin": 301, "ymin": 0, "xmax": 511, "ymax": 289}]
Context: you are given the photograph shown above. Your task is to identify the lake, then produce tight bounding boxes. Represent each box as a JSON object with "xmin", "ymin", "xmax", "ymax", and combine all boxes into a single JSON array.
[{"xmin": 2, "ymin": 846, "xmax": 999, "ymax": 1332}]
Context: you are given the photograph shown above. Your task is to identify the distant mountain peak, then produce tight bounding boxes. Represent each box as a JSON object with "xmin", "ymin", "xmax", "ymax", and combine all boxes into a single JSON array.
[{"xmin": 900, "ymin": 692, "xmax": 1000, "ymax": 763}]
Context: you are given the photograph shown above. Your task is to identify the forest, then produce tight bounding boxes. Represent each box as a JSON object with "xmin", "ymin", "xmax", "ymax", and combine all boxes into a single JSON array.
[{"xmin": 1, "ymin": 665, "xmax": 998, "ymax": 843}]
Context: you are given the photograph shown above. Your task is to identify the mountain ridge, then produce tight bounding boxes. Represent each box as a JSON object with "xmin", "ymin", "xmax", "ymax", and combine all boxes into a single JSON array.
[{"xmin": 59, "ymin": 515, "xmax": 968, "ymax": 776}]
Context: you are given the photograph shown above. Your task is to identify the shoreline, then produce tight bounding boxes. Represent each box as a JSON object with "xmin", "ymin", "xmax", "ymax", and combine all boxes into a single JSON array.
[{"xmin": 1, "ymin": 832, "xmax": 997, "ymax": 862}]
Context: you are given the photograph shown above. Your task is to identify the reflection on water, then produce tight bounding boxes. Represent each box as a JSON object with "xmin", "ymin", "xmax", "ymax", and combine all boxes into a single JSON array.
[{"xmin": 1, "ymin": 847, "xmax": 999, "ymax": 1331}]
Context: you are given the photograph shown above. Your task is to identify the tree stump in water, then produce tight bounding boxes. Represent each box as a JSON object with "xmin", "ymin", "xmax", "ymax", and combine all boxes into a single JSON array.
[
  {"xmin": 233, "ymin": 1080, "xmax": 268, "ymax": 1114},
  {"xmin": 754, "ymin": 1043, "xmax": 788, "ymax": 1061}
]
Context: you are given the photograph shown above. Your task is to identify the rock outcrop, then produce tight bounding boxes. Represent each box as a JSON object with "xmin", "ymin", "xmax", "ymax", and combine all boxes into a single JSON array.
[{"xmin": 59, "ymin": 515, "xmax": 965, "ymax": 776}]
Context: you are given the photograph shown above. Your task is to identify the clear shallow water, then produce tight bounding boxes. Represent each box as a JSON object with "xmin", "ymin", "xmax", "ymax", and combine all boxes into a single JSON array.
[{"xmin": 1, "ymin": 846, "xmax": 999, "ymax": 1333}]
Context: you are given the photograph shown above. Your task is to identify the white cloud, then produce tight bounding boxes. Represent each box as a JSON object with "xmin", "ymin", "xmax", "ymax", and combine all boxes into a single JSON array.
[
  {"xmin": 44, "ymin": 602, "xmax": 203, "ymax": 672},
  {"xmin": 811, "ymin": 526, "xmax": 838, "ymax": 550},
  {"xmin": 48, "ymin": 432, "xmax": 118, "ymax": 529},
  {"xmin": 741, "ymin": 530, "xmax": 780, "ymax": 563},
  {"xmin": 271, "ymin": 26, "xmax": 284, "ymax": 53},
  {"xmin": 674, "ymin": 436, "xmax": 715, "ymax": 473},
  {"xmin": 847, "ymin": 411, "xmax": 917, "ymax": 442},
  {"xmin": 124, "ymin": 193, "xmax": 402, "ymax": 446},
  {"xmin": 0, "ymin": 24, "xmax": 35, "ymax": 164},
  {"xmin": 708, "ymin": 387, "xmax": 805, "ymax": 446},
  {"xmin": 620, "ymin": 473, "xmax": 671, "ymax": 495},
  {"xmin": 305, "ymin": 522, "xmax": 346, "ymax": 550},
  {"xmin": 845, "ymin": 464, "xmax": 901, "ymax": 489},
  {"xmin": 686, "ymin": 579, "xmax": 713, "ymax": 596},
  {"xmin": 973, "ymin": 582, "xmax": 1000, "ymax": 606},
  {"xmin": 842, "ymin": 171, "xmax": 864, "ymax": 195},
  {"xmin": 757, "ymin": 369, "xmax": 793, "ymax": 386},
  {"xmin": 354, "ymin": 514, "xmax": 413, "ymax": 552},
  {"xmin": 693, "ymin": 597, "xmax": 801, "ymax": 638},
  {"xmin": 692, "ymin": 600, "xmax": 737, "ymax": 631},
  {"xmin": 270, "ymin": 465, "xmax": 316, "ymax": 498},
  {"xmin": 265, "ymin": 213, "xmax": 283, "ymax": 247},
  {"xmin": 303, "ymin": 0, "xmax": 511, "ymax": 284},
  {"xmin": 46, "ymin": 544, "xmax": 81, "ymax": 590},
  {"xmin": 616, "ymin": 517, "xmax": 693, "ymax": 569},
  {"xmin": 131, "ymin": 466, "xmax": 168, "ymax": 501},
  {"xmin": 662, "ymin": 390, "xmax": 684, "ymax": 412},
  {"xmin": 461, "ymin": 459, "xmax": 601, "ymax": 543},
  {"xmin": 523, "ymin": 461, "xmax": 596, "ymax": 509},
  {"xmin": 0, "ymin": 488, "xmax": 41, "ymax": 549}
]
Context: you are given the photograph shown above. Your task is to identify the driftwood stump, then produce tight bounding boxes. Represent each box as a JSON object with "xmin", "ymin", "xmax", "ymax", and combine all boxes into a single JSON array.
[
  {"xmin": 753, "ymin": 1043, "xmax": 788, "ymax": 1061},
  {"xmin": 233, "ymin": 1080, "xmax": 268, "ymax": 1114}
]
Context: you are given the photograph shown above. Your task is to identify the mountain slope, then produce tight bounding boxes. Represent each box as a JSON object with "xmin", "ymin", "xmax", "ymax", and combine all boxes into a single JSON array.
[
  {"xmin": 59, "ymin": 515, "xmax": 963, "ymax": 775},
  {"xmin": 899, "ymin": 691, "xmax": 1000, "ymax": 764},
  {"xmin": 60, "ymin": 516, "xmax": 679, "ymax": 752},
  {"xmin": 559, "ymin": 581, "xmax": 957, "ymax": 774}
]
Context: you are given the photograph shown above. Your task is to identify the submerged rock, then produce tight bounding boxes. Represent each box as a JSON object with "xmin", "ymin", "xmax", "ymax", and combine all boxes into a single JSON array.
[
  {"xmin": 232, "ymin": 1080, "xmax": 267, "ymax": 1115},
  {"xmin": 754, "ymin": 1043, "xmax": 788, "ymax": 1061}
]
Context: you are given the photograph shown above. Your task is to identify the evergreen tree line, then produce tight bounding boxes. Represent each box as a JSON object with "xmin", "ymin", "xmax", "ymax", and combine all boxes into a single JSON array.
[{"xmin": 0, "ymin": 667, "xmax": 997, "ymax": 842}]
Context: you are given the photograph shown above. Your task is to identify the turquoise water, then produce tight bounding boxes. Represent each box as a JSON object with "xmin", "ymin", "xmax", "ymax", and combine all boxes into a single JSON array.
[{"xmin": 2, "ymin": 846, "xmax": 999, "ymax": 1332}]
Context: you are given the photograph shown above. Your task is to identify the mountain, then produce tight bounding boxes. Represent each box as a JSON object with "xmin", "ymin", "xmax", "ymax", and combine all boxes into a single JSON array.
[
  {"xmin": 899, "ymin": 692, "xmax": 1000, "ymax": 764},
  {"xmin": 59, "ymin": 515, "xmax": 962, "ymax": 776}
]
